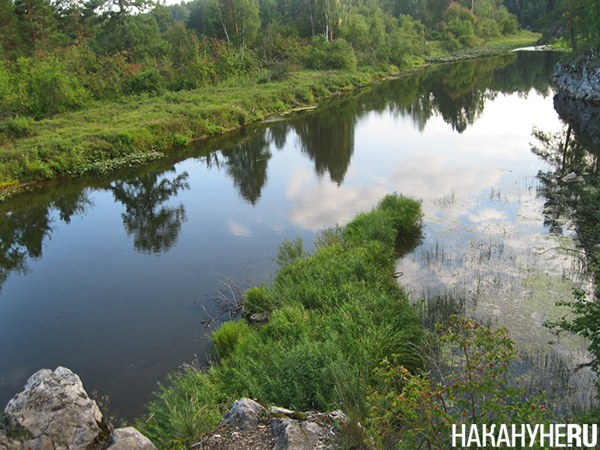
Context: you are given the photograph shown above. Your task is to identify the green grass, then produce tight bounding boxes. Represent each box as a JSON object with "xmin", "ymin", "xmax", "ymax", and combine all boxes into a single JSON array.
[
  {"xmin": 0, "ymin": 70, "xmax": 380, "ymax": 193},
  {"xmin": 136, "ymin": 194, "xmax": 425, "ymax": 449},
  {"xmin": 427, "ymin": 30, "xmax": 542, "ymax": 62}
]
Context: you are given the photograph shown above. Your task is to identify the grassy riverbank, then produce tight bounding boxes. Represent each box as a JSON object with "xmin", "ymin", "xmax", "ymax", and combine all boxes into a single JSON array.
[
  {"xmin": 0, "ymin": 32, "xmax": 541, "ymax": 199},
  {"xmin": 0, "ymin": 69, "xmax": 377, "ymax": 194},
  {"xmin": 136, "ymin": 194, "xmax": 425, "ymax": 449}
]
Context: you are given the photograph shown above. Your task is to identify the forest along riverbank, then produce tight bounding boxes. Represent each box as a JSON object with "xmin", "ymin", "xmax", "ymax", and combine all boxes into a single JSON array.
[{"xmin": 0, "ymin": 35, "xmax": 540, "ymax": 201}]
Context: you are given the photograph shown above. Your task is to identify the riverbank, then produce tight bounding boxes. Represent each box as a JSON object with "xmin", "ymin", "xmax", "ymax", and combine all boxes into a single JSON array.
[{"xmin": 0, "ymin": 32, "xmax": 541, "ymax": 201}]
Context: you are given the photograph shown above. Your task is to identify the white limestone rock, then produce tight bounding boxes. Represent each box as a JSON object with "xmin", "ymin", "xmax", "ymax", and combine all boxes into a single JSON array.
[{"xmin": 3, "ymin": 367, "xmax": 109, "ymax": 450}]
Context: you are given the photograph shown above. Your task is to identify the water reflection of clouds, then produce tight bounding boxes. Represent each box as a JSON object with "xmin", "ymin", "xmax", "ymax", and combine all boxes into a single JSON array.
[
  {"xmin": 286, "ymin": 175, "xmax": 388, "ymax": 231},
  {"xmin": 286, "ymin": 153, "xmax": 504, "ymax": 231},
  {"xmin": 228, "ymin": 221, "xmax": 252, "ymax": 237},
  {"xmin": 468, "ymin": 208, "xmax": 509, "ymax": 224}
]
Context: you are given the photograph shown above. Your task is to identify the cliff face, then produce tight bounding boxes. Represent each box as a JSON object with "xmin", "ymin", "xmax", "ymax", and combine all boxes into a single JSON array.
[{"xmin": 553, "ymin": 51, "xmax": 600, "ymax": 103}]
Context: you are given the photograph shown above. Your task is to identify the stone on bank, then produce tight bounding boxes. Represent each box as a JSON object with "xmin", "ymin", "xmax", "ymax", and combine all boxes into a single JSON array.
[{"xmin": 0, "ymin": 367, "xmax": 155, "ymax": 450}]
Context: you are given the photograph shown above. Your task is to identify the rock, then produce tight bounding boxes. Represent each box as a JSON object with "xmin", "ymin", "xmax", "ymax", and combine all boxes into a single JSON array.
[
  {"xmin": 268, "ymin": 406, "xmax": 296, "ymax": 418},
  {"xmin": 0, "ymin": 430, "xmax": 21, "ymax": 450},
  {"xmin": 553, "ymin": 52, "xmax": 600, "ymax": 103},
  {"xmin": 106, "ymin": 427, "xmax": 156, "ymax": 450},
  {"xmin": 248, "ymin": 312, "xmax": 269, "ymax": 323},
  {"xmin": 553, "ymin": 92, "xmax": 600, "ymax": 149},
  {"xmin": 271, "ymin": 418, "xmax": 324, "ymax": 450},
  {"xmin": 3, "ymin": 367, "xmax": 110, "ymax": 450},
  {"xmin": 219, "ymin": 398, "xmax": 266, "ymax": 432}
]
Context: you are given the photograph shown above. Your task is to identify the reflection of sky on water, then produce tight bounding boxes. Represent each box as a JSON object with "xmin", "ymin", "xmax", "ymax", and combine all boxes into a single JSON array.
[{"xmin": 285, "ymin": 90, "xmax": 561, "ymax": 232}]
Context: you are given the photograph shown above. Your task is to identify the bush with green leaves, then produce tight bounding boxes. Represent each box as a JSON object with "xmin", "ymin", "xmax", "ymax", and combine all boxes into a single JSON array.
[
  {"xmin": 441, "ymin": 3, "xmax": 478, "ymax": 49},
  {"xmin": 305, "ymin": 36, "xmax": 358, "ymax": 70},
  {"xmin": 367, "ymin": 316, "xmax": 553, "ymax": 449},
  {"xmin": 0, "ymin": 116, "xmax": 33, "ymax": 140},
  {"xmin": 13, "ymin": 54, "xmax": 91, "ymax": 119}
]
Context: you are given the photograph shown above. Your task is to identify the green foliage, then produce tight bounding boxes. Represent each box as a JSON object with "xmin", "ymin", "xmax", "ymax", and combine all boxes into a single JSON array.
[
  {"xmin": 388, "ymin": 15, "xmax": 428, "ymax": 67},
  {"xmin": 138, "ymin": 195, "xmax": 425, "ymax": 447},
  {"xmin": 306, "ymin": 36, "xmax": 357, "ymax": 70},
  {"xmin": 545, "ymin": 281, "xmax": 600, "ymax": 381},
  {"xmin": 0, "ymin": 116, "xmax": 33, "ymax": 140},
  {"xmin": 367, "ymin": 316, "xmax": 553, "ymax": 449},
  {"xmin": 499, "ymin": 12, "xmax": 520, "ymax": 35},
  {"xmin": 242, "ymin": 284, "xmax": 276, "ymax": 315},
  {"xmin": 274, "ymin": 236, "xmax": 305, "ymax": 267},
  {"xmin": 0, "ymin": 53, "xmax": 90, "ymax": 120},
  {"xmin": 139, "ymin": 368, "xmax": 229, "ymax": 449},
  {"xmin": 127, "ymin": 66, "xmax": 164, "ymax": 95},
  {"xmin": 442, "ymin": 3, "xmax": 478, "ymax": 49}
]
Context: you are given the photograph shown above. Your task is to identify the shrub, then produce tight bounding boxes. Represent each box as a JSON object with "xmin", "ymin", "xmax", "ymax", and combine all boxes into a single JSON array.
[
  {"xmin": 328, "ymin": 39, "xmax": 358, "ymax": 70},
  {"xmin": 442, "ymin": 2, "xmax": 478, "ymax": 49},
  {"xmin": 305, "ymin": 36, "xmax": 357, "ymax": 70},
  {"xmin": 16, "ymin": 55, "xmax": 91, "ymax": 119},
  {"xmin": 127, "ymin": 66, "xmax": 164, "ymax": 95},
  {"xmin": 500, "ymin": 13, "xmax": 520, "ymax": 35},
  {"xmin": 0, "ymin": 116, "xmax": 33, "ymax": 139},
  {"xmin": 242, "ymin": 285, "xmax": 277, "ymax": 315},
  {"xmin": 478, "ymin": 18, "xmax": 502, "ymax": 39},
  {"xmin": 367, "ymin": 316, "xmax": 553, "ymax": 448}
]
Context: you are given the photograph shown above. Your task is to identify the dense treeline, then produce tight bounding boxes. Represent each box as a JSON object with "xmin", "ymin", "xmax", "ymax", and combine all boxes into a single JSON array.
[
  {"xmin": 503, "ymin": 0, "xmax": 599, "ymax": 49},
  {"xmin": 0, "ymin": 0, "xmax": 528, "ymax": 124}
]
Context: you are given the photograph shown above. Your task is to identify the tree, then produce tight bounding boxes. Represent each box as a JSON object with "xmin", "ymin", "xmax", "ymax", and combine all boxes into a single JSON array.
[
  {"xmin": 88, "ymin": 0, "xmax": 163, "ymax": 60},
  {"xmin": 0, "ymin": 0, "xmax": 23, "ymax": 58},
  {"xmin": 207, "ymin": 0, "xmax": 260, "ymax": 47},
  {"xmin": 222, "ymin": 130, "xmax": 271, "ymax": 205},
  {"xmin": 14, "ymin": 0, "xmax": 60, "ymax": 54}
]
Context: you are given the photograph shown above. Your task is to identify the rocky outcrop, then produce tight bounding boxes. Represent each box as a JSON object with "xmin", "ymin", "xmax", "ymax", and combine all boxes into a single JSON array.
[
  {"xmin": 0, "ymin": 367, "xmax": 156, "ymax": 450},
  {"xmin": 202, "ymin": 399, "xmax": 348, "ymax": 450},
  {"xmin": 3, "ymin": 367, "xmax": 109, "ymax": 450},
  {"xmin": 553, "ymin": 51, "xmax": 600, "ymax": 103}
]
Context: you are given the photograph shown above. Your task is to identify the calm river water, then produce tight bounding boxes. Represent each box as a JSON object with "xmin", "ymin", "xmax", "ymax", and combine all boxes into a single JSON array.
[{"xmin": 0, "ymin": 51, "xmax": 592, "ymax": 420}]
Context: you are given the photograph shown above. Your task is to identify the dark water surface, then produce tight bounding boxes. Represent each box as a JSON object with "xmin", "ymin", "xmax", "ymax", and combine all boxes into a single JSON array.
[{"xmin": 2, "ymin": 51, "xmax": 585, "ymax": 420}]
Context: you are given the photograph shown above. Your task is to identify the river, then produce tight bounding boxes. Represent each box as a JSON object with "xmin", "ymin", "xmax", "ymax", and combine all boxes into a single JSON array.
[{"xmin": 0, "ymin": 51, "xmax": 593, "ymax": 421}]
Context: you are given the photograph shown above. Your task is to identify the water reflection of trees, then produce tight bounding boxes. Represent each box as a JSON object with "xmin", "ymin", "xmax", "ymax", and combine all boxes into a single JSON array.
[
  {"xmin": 0, "ymin": 186, "xmax": 92, "ymax": 293},
  {"xmin": 221, "ymin": 128, "xmax": 272, "ymax": 205},
  {"xmin": 292, "ymin": 100, "xmax": 359, "ymax": 185},
  {"xmin": 207, "ymin": 52, "xmax": 561, "ymax": 205},
  {"xmin": 377, "ymin": 51, "xmax": 559, "ymax": 133},
  {"xmin": 110, "ymin": 169, "xmax": 190, "ymax": 254},
  {"xmin": 533, "ymin": 94, "xmax": 600, "ymax": 261}
]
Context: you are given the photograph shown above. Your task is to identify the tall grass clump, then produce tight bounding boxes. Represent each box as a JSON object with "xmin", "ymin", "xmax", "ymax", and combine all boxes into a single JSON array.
[{"xmin": 137, "ymin": 194, "xmax": 425, "ymax": 449}]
